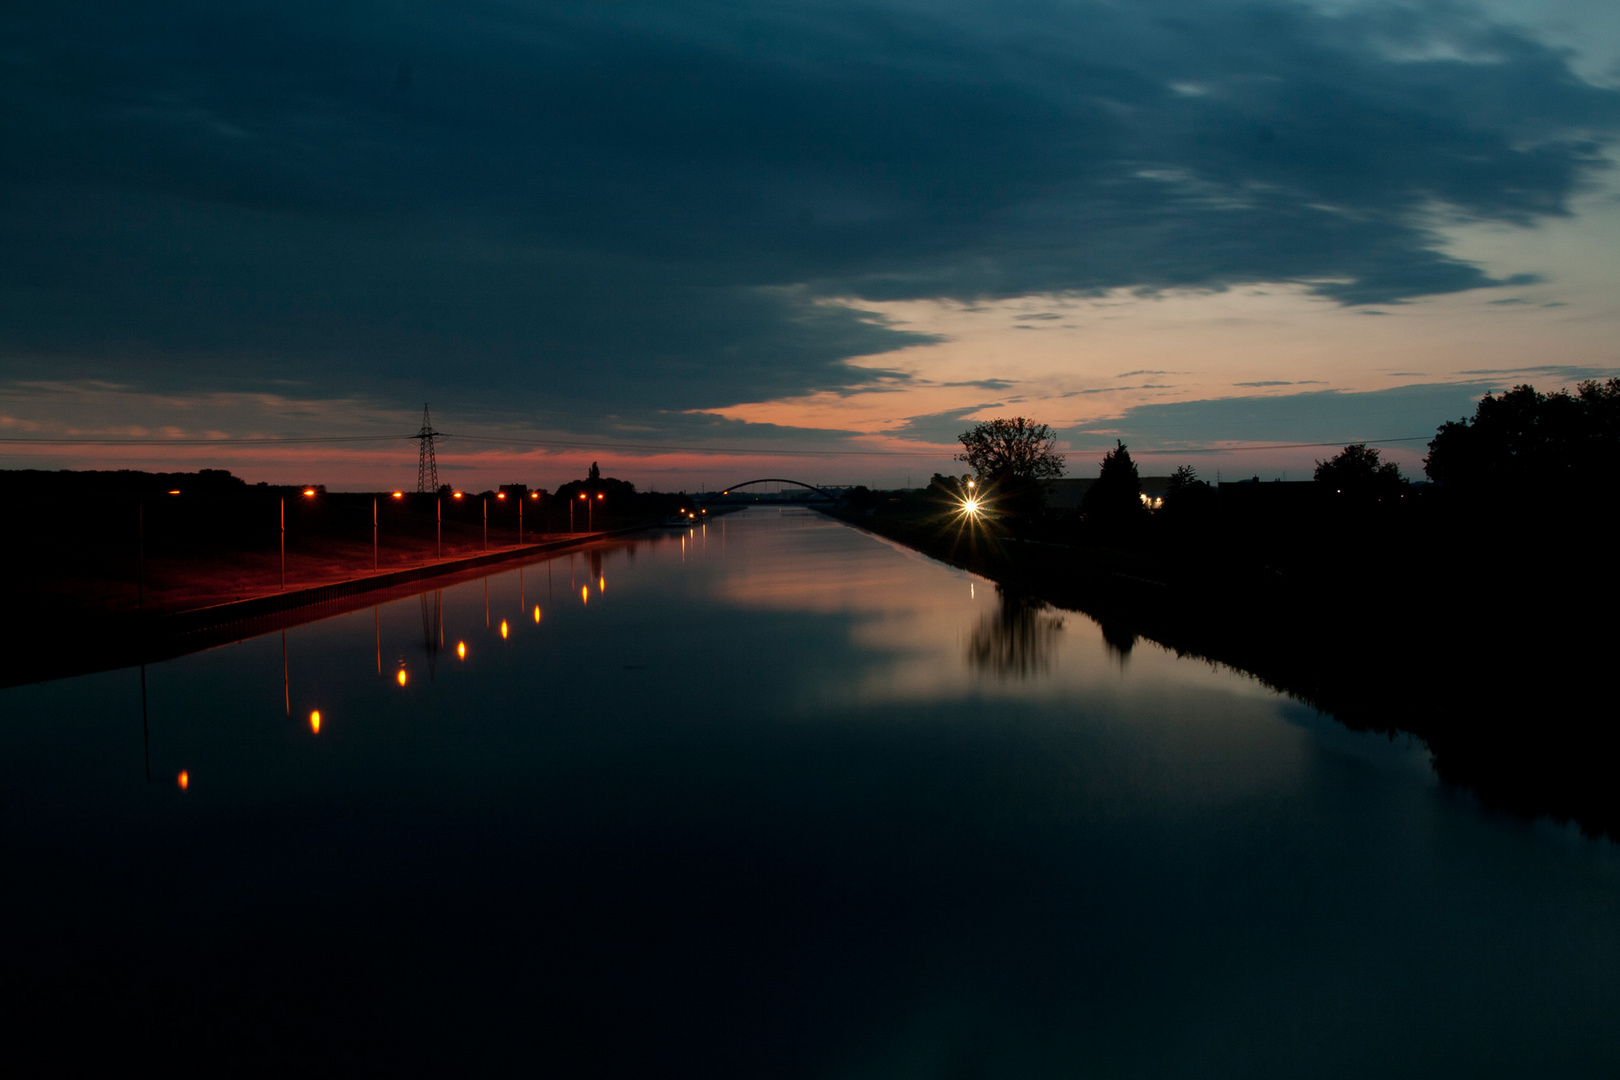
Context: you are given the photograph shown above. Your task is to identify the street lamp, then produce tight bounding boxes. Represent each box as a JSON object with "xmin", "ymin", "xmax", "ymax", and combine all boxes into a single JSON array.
[
  {"xmin": 592, "ymin": 492, "xmax": 603, "ymax": 531},
  {"xmin": 573, "ymin": 492, "xmax": 585, "ymax": 532},
  {"xmin": 281, "ymin": 487, "xmax": 318, "ymax": 589}
]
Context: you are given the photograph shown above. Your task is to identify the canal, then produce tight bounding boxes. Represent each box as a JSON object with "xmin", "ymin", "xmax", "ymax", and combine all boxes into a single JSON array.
[{"xmin": 5, "ymin": 507, "xmax": 1619, "ymax": 1075}]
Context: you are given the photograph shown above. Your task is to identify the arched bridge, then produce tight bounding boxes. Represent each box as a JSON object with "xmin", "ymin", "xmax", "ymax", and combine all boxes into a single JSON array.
[{"xmin": 702, "ymin": 479, "xmax": 840, "ymax": 504}]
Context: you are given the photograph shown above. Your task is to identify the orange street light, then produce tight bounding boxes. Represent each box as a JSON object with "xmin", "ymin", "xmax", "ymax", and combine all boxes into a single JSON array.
[
  {"xmin": 167, "ymin": 489, "xmax": 181, "ymax": 495},
  {"xmin": 397, "ymin": 668, "xmax": 408, "ymax": 686},
  {"xmin": 392, "ymin": 491, "xmax": 404, "ymax": 498}
]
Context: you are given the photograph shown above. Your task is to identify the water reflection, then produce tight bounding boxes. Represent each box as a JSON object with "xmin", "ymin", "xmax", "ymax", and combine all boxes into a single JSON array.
[
  {"xmin": 10, "ymin": 507, "xmax": 1620, "ymax": 1076},
  {"xmin": 419, "ymin": 589, "xmax": 442, "ymax": 678},
  {"xmin": 965, "ymin": 586, "xmax": 1065, "ymax": 679},
  {"xmin": 1099, "ymin": 618, "xmax": 1139, "ymax": 661}
]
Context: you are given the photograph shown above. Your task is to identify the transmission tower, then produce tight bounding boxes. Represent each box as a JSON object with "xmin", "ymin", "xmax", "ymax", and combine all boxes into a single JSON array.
[{"xmin": 414, "ymin": 403, "xmax": 441, "ymax": 493}]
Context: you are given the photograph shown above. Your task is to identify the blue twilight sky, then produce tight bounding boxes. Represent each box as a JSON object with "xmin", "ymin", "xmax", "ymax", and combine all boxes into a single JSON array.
[{"xmin": 3, "ymin": 0, "xmax": 1619, "ymax": 488}]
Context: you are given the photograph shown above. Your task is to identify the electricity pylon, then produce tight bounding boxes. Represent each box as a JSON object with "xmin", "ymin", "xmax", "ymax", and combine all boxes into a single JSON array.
[{"xmin": 415, "ymin": 404, "xmax": 441, "ymax": 493}]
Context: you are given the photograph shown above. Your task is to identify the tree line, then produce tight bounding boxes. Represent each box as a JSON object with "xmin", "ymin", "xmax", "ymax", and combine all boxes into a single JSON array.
[{"xmin": 941, "ymin": 377, "xmax": 1620, "ymax": 523}]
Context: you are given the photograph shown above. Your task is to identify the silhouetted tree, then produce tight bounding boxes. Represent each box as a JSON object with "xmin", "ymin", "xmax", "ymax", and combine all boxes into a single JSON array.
[
  {"xmin": 927, "ymin": 472, "xmax": 973, "ymax": 501},
  {"xmin": 1081, "ymin": 441, "xmax": 1144, "ymax": 522},
  {"xmin": 555, "ymin": 466, "xmax": 637, "ymax": 506},
  {"xmin": 1425, "ymin": 379, "xmax": 1620, "ymax": 494},
  {"xmin": 845, "ymin": 485, "xmax": 876, "ymax": 510},
  {"xmin": 1161, "ymin": 463, "xmax": 1213, "ymax": 514},
  {"xmin": 955, "ymin": 418, "xmax": 1065, "ymax": 483},
  {"xmin": 1315, "ymin": 443, "xmax": 1403, "ymax": 500},
  {"xmin": 955, "ymin": 417, "xmax": 1065, "ymax": 517}
]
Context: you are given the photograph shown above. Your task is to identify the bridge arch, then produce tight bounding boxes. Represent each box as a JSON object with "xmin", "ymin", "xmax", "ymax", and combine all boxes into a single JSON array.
[{"xmin": 703, "ymin": 479, "xmax": 839, "ymax": 503}]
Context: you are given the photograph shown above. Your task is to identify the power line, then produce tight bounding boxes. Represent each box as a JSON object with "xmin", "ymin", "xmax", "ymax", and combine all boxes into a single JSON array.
[
  {"xmin": 440, "ymin": 433, "xmax": 949, "ymax": 458},
  {"xmin": 0, "ymin": 434, "xmax": 411, "ymax": 446},
  {"xmin": 0, "ymin": 431, "xmax": 1433, "ymax": 456},
  {"xmin": 1128, "ymin": 435, "xmax": 1431, "ymax": 454}
]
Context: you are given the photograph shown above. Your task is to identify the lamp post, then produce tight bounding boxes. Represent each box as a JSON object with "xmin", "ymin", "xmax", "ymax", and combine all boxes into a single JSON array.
[
  {"xmin": 573, "ymin": 492, "xmax": 586, "ymax": 532},
  {"xmin": 436, "ymin": 496, "xmax": 442, "ymax": 560},
  {"xmin": 483, "ymin": 496, "xmax": 488, "ymax": 552},
  {"xmin": 590, "ymin": 492, "xmax": 603, "ymax": 531},
  {"xmin": 280, "ymin": 496, "xmax": 285, "ymax": 590},
  {"xmin": 373, "ymin": 496, "xmax": 378, "ymax": 571}
]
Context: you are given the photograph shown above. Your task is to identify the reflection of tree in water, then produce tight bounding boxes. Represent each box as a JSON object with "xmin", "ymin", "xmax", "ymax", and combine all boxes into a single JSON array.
[
  {"xmin": 967, "ymin": 586, "xmax": 1064, "ymax": 679},
  {"xmin": 1098, "ymin": 617, "xmax": 1137, "ymax": 661}
]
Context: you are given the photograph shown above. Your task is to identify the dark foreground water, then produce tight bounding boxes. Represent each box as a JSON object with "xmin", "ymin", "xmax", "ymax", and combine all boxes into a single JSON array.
[{"xmin": 5, "ymin": 508, "xmax": 1619, "ymax": 1076}]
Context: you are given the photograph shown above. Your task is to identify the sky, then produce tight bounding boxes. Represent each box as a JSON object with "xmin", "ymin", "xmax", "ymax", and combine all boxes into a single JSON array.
[{"xmin": 3, "ymin": 0, "xmax": 1619, "ymax": 491}]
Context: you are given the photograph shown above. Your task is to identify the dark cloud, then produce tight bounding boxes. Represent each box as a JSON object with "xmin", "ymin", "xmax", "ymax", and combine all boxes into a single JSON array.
[
  {"xmin": 3, "ymin": 0, "xmax": 1618, "ymax": 433},
  {"xmin": 1453, "ymin": 364, "xmax": 1618, "ymax": 380},
  {"xmin": 1065, "ymin": 381, "xmax": 1515, "ymax": 448},
  {"xmin": 885, "ymin": 404, "xmax": 1004, "ymax": 444},
  {"xmin": 1060, "ymin": 384, "xmax": 1174, "ymax": 396}
]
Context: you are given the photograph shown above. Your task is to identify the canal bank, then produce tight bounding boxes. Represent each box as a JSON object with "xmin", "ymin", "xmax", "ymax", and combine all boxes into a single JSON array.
[{"xmin": 1, "ymin": 521, "xmax": 688, "ymax": 690}]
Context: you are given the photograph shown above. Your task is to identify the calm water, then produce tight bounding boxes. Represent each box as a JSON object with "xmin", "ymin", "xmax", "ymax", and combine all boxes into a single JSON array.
[{"xmin": 5, "ymin": 508, "xmax": 1619, "ymax": 1076}]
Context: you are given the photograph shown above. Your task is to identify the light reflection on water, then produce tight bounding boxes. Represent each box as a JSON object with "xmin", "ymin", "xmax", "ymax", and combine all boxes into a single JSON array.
[{"xmin": 3, "ymin": 507, "xmax": 1619, "ymax": 1077}]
